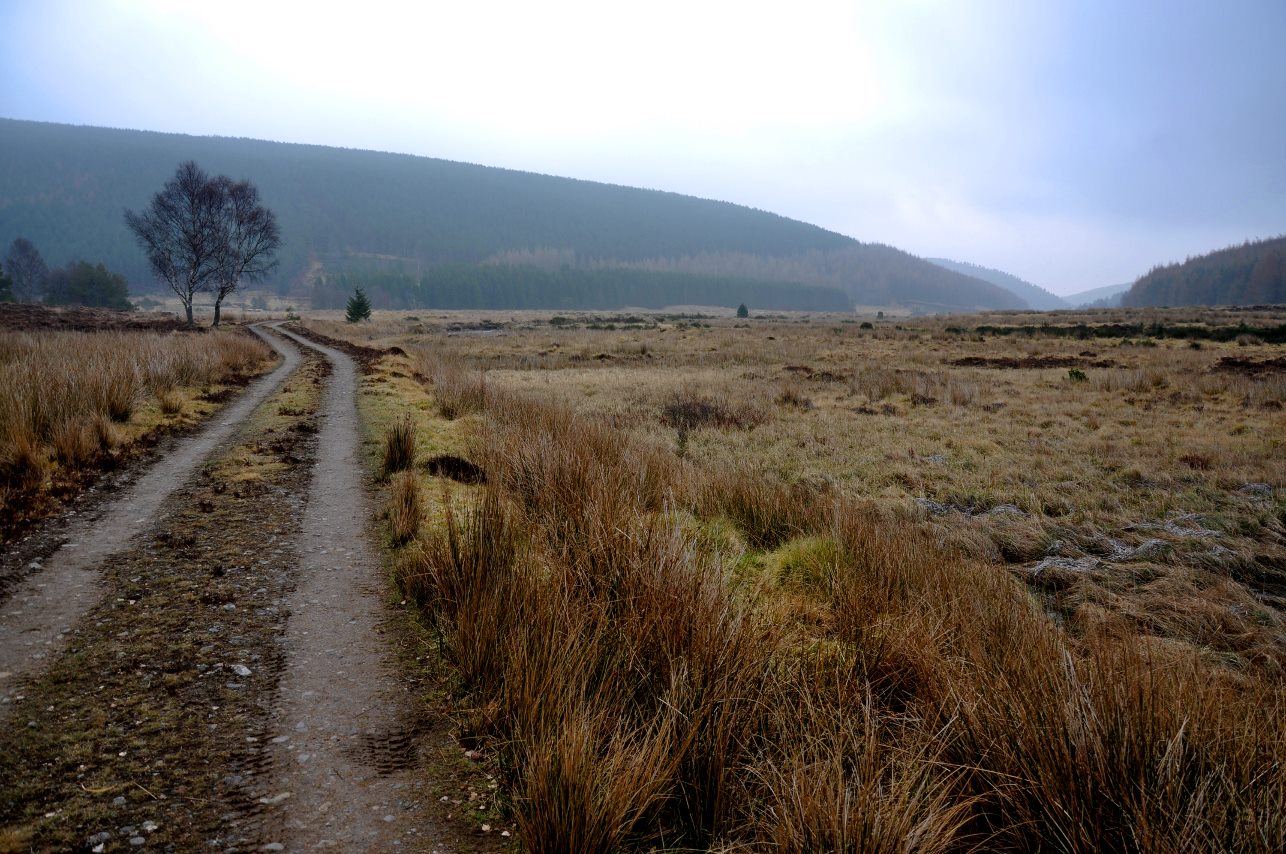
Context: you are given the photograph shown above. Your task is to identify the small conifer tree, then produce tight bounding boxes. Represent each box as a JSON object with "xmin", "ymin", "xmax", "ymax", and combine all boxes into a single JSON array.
[
  {"xmin": 345, "ymin": 287, "xmax": 372, "ymax": 322},
  {"xmin": 736, "ymin": 303, "xmax": 749, "ymax": 318}
]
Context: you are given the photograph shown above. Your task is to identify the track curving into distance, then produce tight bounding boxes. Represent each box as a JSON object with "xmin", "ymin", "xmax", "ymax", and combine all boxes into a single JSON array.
[
  {"xmin": 0, "ymin": 325, "xmax": 300, "ymax": 712},
  {"xmin": 255, "ymin": 326, "xmax": 445, "ymax": 852}
]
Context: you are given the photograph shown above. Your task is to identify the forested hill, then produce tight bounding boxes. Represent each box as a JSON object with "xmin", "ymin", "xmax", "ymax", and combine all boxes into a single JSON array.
[
  {"xmin": 1063, "ymin": 283, "xmax": 1129, "ymax": 308},
  {"xmin": 0, "ymin": 118, "xmax": 1021, "ymax": 312},
  {"xmin": 927, "ymin": 258, "xmax": 1068, "ymax": 310},
  {"xmin": 1122, "ymin": 236, "xmax": 1286, "ymax": 307}
]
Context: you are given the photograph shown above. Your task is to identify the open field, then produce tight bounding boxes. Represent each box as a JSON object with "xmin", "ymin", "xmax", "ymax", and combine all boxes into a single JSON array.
[
  {"xmin": 0, "ymin": 307, "xmax": 276, "ymax": 542},
  {"xmin": 311, "ymin": 305, "xmax": 1286, "ymax": 851}
]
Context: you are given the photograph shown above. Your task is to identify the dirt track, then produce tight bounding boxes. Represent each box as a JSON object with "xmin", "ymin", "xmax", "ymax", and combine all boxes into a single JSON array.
[
  {"xmin": 0, "ymin": 325, "xmax": 299, "ymax": 704},
  {"xmin": 255, "ymin": 327, "xmax": 445, "ymax": 851},
  {"xmin": 0, "ymin": 324, "xmax": 449, "ymax": 851}
]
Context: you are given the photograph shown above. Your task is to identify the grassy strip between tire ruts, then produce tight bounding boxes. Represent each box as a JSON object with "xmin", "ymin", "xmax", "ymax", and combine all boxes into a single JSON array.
[{"xmin": 0, "ymin": 351, "xmax": 325, "ymax": 853}]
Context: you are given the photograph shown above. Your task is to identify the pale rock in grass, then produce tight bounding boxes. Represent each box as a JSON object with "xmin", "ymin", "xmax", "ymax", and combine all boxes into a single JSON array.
[{"xmin": 1030, "ymin": 556, "xmax": 1098, "ymax": 575}]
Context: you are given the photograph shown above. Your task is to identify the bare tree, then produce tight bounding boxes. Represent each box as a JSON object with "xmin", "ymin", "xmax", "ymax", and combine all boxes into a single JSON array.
[
  {"xmin": 4, "ymin": 238, "xmax": 49, "ymax": 303},
  {"xmin": 124, "ymin": 161, "xmax": 223, "ymax": 326},
  {"xmin": 209, "ymin": 177, "xmax": 280, "ymax": 327}
]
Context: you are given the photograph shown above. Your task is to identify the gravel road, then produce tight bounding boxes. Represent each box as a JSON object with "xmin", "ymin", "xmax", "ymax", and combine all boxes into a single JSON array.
[
  {"xmin": 0, "ymin": 325, "xmax": 299, "ymax": 711},
  {"xmin": 256, "ymin": 326, "xmax": 446, "ymax": 851}
]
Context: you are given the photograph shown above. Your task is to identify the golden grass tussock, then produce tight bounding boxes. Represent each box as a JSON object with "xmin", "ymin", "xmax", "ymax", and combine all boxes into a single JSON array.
[
  {"xmin": 155, "ymin": 386, "xmax": 185, "ymax": 415},
  {"xmin": 386, "ymin": 470, "xmax": 422, "ymax": 546},
  {"xmin": 0, "ymin": 425, "xmax": 46, "ymax": 490},
  {"xmin": 90, "ymin": 413, "xmax": 125, "ymax": 450},
  {"xmin": 700, "ymin": 467, "xmax": 834, "ymax": 550},
  {"xmin": 381, "ymin": 413, "xmax": 417, "ymax": 478},
  {"xmin": 410, "ymin": 349, "xmax": 488, "ymax": 420},
  {"xmin": 51, "ymin": 419, "xmax": 98, "ymax": 467},
  {"xmin": 329, "ymin": 308, "xmax": 1286, "ymax": 851}
]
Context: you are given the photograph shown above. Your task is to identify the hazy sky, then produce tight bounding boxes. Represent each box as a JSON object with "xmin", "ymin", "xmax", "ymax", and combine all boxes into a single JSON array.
[{"xmin": 2, "ymin": 0, "xmax": 1284, "ymax": 295}]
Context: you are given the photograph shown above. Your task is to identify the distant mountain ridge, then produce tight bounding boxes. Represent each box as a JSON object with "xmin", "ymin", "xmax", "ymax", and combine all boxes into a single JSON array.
[
  {"xmin": 1123, "ymin": 236, "xmax": 1286, "ymax": 307},
  {"xmin": 1064, "ymin": 283, "xmax": 1129, "ymax": 308},
  {"xmin": 0, "ymin": 118, "xmax": 1022, "ymax": 312},
  {"xmin": 926, "ymin": 258, "xmax": 1067, "ymax": 310}
]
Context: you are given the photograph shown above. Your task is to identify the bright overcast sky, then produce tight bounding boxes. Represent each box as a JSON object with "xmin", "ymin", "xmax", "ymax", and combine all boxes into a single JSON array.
[{"xmin": 2, "ymin": 0, "xmax": 1284, "ymax": 295}]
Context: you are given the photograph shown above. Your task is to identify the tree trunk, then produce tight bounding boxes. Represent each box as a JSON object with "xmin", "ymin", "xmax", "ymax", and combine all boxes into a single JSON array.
[
  {"xmin": 212, "ymin": 299, "xmax": 222, "ymax": 328},
  {"xmin": 184, "ymin": 300, "xmax": 194, "ymax": 327}
]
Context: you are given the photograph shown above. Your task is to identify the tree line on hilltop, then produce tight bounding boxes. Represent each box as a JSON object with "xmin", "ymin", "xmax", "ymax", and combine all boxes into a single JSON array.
[
  {"xmin": 1123, "ymin": 235, "xmax": 1286, "ymax": 307},
  {"xmin": 314, "ymin": 265, "xmax": 854, "ymax": 313}
]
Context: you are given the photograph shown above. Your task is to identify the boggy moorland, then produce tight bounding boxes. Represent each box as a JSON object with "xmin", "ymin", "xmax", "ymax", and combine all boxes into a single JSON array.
[{"xmin": 310, "ymin": 304, "xmax": 1285, "ymax": 853}]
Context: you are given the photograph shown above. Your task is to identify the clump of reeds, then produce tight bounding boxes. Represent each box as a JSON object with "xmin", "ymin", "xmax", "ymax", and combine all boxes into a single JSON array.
[
  {"xmin": 52, "ymin": 420, "xmax": 97, "ymax": 467},
  {"xmin": 0, "ymin": 426, "xmax": 46, "ymax": 490},
  {"xmin": 700, "ymin": 467, "xmax": 830, "ymax": 549},
  {"xmin": 100, "ymin": 359, "xmax": 140, "ymax": 422},
  {"xmin": 381, "ymin": 414, "xmax": 416, "ymax": 478},
  {"xmin": 90, "ymin": 414, "xmax": 124, "ymax": 450},
  {"xmin": 386, "ymin": 470, "xmax": 421, "ymax": 546},
  {"xmin": 404, "ymin": 488, "xmax": 521, "ymax": 689},
  {"xmin": 661, "ymin": 391, "xmax": 757, "ymax": 431},
  {"xmin": 775, "ymin": 386, "xmax": 813, "ymax": 410},
  {"xmin": 156, "ymin": 386, "xmax": 184, "ymax": 416}
]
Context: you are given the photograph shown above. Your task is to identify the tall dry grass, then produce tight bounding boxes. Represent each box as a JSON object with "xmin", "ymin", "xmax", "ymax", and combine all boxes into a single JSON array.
[
  {"xmin": 381, "ymin": 413, "xmax": 417, "ymax": 478},
  {"xmin": 0, "ymin": 329, "xmax": 269, "ymax": 486},
  {"xmin": 409, "ymin": 349, "xmax": 488, "ymax": 420},
  {"xmin": 386, "ymin": 470, "xmax": 422, "ymax": 546},
  {"xmin": 394, "ymin": 341, "xmax": 1286, "ymax": 852}
]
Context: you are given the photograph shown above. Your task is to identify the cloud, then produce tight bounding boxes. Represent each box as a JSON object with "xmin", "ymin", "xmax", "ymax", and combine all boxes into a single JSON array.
[{"xmin": 1, "ymin": 0, "xmax": 1282, "ymax": 293}]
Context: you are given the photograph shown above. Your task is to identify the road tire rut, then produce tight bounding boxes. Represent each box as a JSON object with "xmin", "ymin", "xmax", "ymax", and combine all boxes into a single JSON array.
[
  {"xmin": 0, "ymin": 325, "xmax": 449, "ymax": 851},
  {"xmin": 0, "ymin": 325, "xmax": 300, "ymax": 709},
  {"xmin": 255, "ymin": 327, "xmax": 446, "ymax": 852},
  {"xmin": 0, "ymin": 330, "xmax": 324, "ymax": 850}
]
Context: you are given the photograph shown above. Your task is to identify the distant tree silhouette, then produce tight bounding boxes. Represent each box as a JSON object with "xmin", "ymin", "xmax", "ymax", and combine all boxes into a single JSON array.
[
  {"xmin": 45, "ymin": 260, "xmax": 132, "ymax": 310},
  {"xmin": 208, "ymin": 177, "xmax": 280, "ymax": 327},
  {"xmin": 736, "ymin": 302, "xmax": 749, "ymax": 318},
  {"xmin": 4, "ymin": 238, "xmax": 49, "ymax": 303},
  {"xmin": 125, "ymin": 162, "xmax": 223, "ymax": 325},
  {"xmin": 1123, "ymin": 235, "xmax": 1286, "ymax": 307},
  {"xmin": 1246, "ymin": 252, "xmax": 1282, "ymax": 304},
  {"xmin": 0, "ymin": 264, "xmax": 14, "ymax": 303},
  {"xmin": 126, "ymin": 162, "xmax": 280, "ymax": 326}
]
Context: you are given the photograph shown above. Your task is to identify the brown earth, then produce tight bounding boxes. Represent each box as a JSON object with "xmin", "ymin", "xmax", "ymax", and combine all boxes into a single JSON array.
[
  {"xmin": 948, "ymin": 354, "xmax": 1120, "ymax": 369},
  {"xmin": 0, "ymin": 304, "xmax": 191, "ymax": 333},
  {"xmin": 1213, "ymin": 354, "xmax": 1286, "ymax": 375},
  {"xmin": 280, "ymin": 320, "xmax": 392, "ymax": 373}
]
